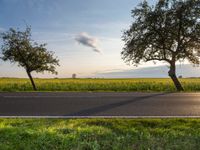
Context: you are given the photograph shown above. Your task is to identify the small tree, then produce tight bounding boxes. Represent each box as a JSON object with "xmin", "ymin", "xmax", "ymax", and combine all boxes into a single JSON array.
[
  {"xmin": 122, "ymin": 0, "xmax": 200, "ymax": 91},
  {"xmin": 72, "ymin": 73, "xmax": 77, "ymax": 79},
  {"xmin": 0, "ymin": 27, "xmax": 59, "ymax": 90}
]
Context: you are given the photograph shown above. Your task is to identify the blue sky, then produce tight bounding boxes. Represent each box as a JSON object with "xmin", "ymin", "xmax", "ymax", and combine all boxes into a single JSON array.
[{"xmin": 0, "ymin": 0, "xmax": 198, "ymax": 78}]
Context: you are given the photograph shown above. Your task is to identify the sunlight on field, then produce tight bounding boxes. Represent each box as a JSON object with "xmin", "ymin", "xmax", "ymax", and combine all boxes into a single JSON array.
[
  {"xmin": 0, "ymin": 78, "xmax": 200, "ymax": 92},
  {"xmin": 0, "ymin": 119, "xmax": 200, "ymax": 149}
]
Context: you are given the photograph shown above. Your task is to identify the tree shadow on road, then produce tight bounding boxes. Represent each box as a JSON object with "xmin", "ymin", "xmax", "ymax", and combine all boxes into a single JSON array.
[{"xmin": 66, "ymin": 93, "xmax": 170, "ymax": 116}]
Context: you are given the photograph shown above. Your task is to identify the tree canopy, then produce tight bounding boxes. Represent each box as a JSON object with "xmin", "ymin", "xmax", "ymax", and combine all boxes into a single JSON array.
[
  {"xmin": 0, "ymin": 27, "xmax": 59, "ymax": 90},
  {"xmin": 122, "ymin": 0, "xmax": 200, "ymax": 91}
]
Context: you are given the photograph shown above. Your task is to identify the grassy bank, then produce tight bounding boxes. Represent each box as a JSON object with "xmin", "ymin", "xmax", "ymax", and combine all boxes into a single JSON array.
[
  {"xmin": 0, "ymin": 118, "xmax": 200, "ymax": 149},
  {"xmin": 1, "ymin": 78, "xmax": 200, "ymax": 92}
]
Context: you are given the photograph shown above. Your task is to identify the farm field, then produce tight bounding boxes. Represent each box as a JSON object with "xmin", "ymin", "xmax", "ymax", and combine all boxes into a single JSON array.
[
  {"xmin": 0, "ymin": 118, "xmax": 200, "ymax": 150},
  {"xmin": 0, "ymin": 78, "xmax": 200, "ymax": 92}
]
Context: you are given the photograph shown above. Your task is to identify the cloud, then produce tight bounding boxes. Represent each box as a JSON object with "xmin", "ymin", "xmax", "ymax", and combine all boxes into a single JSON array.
[
  {"xmin": 0, "ymin": 27, "xmax": 5, "ymax": 32},
  {"xmin": 95, "ymin": 64, "xmax": 200, "ymax": 78},
  {"xmin": 75, "ymin": 32, "xmax": 102, "ymax": 53}
]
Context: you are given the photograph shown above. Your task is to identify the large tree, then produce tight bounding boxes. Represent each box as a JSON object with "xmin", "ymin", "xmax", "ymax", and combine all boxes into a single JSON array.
[
  {"xmin": 122, "ymin": 0, "xmax": 200, "ymax": 91},
  {"xmin": 0, "ymin": 27, "xmax": 59, "ymax": 90}
]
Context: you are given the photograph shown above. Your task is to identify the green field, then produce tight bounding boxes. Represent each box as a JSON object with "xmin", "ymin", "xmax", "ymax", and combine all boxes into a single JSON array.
[
  {"xmin": 0, "ymin": 118, "xmax": 200, "ymax": 150},
  {"xmin": 1, "ymin": 78, "xmax": 200, "ymax": 92}
]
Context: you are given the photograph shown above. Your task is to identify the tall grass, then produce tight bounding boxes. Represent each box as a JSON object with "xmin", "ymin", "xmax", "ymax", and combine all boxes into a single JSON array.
[{"xmin": 0, "ymin": 78, "xmax": 200, "ymax": 92}]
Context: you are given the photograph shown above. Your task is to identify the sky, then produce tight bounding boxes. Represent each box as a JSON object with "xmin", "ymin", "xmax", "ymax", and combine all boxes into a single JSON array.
[{"xmin": 0, "ymin": 0, "xmax": 199, "ymax": 78}]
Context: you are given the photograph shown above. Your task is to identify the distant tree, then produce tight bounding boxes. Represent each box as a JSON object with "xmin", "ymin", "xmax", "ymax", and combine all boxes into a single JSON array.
[
  {"xmin": 122, "ymin": 0, "xmax": 200, "ymax": 91},
  {"xmin": 0, "ymin": 27, "xmax": 59, "ymax": 90},
  {"xmin": 178, "ymin": 75, "xmax": 183, "ymax": 79},
  {"xmin": 72, "ymin": 73, "xmax": 77, "ymax": 79}
]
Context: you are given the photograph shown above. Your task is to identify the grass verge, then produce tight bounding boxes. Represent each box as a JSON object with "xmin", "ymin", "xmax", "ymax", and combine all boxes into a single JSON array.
[{"xmin": 0, "ymin": 118, "xmax": 200, "ymax": 149}]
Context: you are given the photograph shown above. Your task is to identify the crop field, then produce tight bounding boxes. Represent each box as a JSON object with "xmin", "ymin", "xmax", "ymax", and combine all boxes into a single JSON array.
[
  {"xmin": 0, "ymin": 78, "xmax": 200, "ymax": 92},
  {"xmin": 1, "ymin": 118, "xmax": 200, "ymax": 150},
  {"xmin": 1, "ymin": 78, "xmax": 200, "ymax": 92}
]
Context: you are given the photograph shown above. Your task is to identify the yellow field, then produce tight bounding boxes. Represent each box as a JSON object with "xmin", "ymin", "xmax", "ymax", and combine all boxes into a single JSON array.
[{"xmin": 0, "ymin": 78, "xmax": 200, "ymax": 92}]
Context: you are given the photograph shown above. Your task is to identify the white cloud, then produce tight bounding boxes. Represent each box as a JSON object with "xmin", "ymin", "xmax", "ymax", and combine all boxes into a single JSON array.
[{"xmin": 75, "ymin": 32, "xmax": 102, "ymax": 53}]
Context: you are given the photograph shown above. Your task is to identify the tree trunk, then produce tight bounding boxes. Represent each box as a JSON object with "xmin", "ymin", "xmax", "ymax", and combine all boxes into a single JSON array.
[
  {"xmin": 26, "ymin": 71, "xmax": 37, "ymax": 91},
  {"xmin": 168, "ymin": 62, "xmax": 184, "ymax": 91}
]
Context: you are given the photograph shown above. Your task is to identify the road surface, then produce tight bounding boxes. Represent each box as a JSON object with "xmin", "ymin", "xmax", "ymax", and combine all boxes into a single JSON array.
[{"xmin": 0, "ymin": 92, "xmax": 200, "ymax": 117}]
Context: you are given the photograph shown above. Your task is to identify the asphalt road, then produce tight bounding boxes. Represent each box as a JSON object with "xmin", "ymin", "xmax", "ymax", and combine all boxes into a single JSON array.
[{"xmin": 0, "ymin": 92, "xmax": 200, "ymax": 117}]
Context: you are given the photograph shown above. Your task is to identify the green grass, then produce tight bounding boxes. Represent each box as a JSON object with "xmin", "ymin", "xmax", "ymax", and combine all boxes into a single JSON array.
[
  {"xmin": 0, "ymin": 119, "xmax": 200, "ymax": 150},
  {"xmin": 1, "ymin": 78, "xmax": 200, "ymax": 92}
]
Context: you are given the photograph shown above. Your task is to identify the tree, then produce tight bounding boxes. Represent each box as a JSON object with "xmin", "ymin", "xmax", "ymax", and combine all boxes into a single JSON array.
[
  {"xmin": 0, "ymin": 27, "xmax": 59, "ymax": 90},
  {"xmin": 122, "ymin": 0, "xmax": 200, "ymax": 91}
]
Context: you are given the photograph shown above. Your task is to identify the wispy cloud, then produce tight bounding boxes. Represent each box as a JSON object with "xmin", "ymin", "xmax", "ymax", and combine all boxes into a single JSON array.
[
  {"xmin": 0, "ymin": 27, "xmax": 5, "ymax": 32},
  {"xmin": 33, "ymin": 31, "xmax": 75, "ymax": 43},
  {"xmin": 95, "ymin": 64, "xmax": 200, "ymax": 78},
  {"xmin": 75, "ymin": 32, "xmax": 102, "ymax": 54}
]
